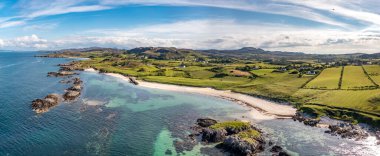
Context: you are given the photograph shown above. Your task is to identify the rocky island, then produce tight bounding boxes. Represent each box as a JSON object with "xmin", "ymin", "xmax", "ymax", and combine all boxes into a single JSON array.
[
  {"xmin": 191, "ymin": 118, "xmax": 289, "ymax": 156},
  {"xmin": 31, "ymin": 94, "xmax": 61, "ymax": 113}
]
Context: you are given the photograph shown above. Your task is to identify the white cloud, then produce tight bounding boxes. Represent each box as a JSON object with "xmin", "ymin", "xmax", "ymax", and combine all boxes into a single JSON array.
[
  {"xmin": 2, "ymin": 20, "xmax": 380, "ymax": 53},
  {"xmin": 0, "ymin": 39, "xmax": 4, "ymax": 47},
  {"xmin": 3, "ymin": 34, "xmax": 48, "ymax": 49}
]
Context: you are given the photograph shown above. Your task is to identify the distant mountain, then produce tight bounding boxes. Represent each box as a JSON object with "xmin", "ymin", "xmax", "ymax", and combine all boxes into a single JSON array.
[
  {"xmin": 50, "ymin": 46, "xmax": 380, "ymax": 61},
  {"xmin": 359, "ymin": 53, "xmax": 380, "ymax": 59},
  {"xmin": 199, "ymin": 47, "xmax": 310, "ymax": 60},
  {"xmin": 127, "ymin": 47, "xmax": 205, "ymax": 60},
  {"xmin": 57, "ymin": 47, "xmax": 125, "ymax": 53}
]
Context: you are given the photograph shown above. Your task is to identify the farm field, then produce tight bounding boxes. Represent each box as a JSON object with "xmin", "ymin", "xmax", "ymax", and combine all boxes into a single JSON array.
[
  {"xmin": 341, "ymin": 66, "xmax": 375, "ymax": 89},
  {"xmin": 363, "ymin": 65, "xmax": 380, "ymax": 85},
  {"xmin": 294, "ymin": 89, "xmax": 380, "ymax": 115},
  {"xmin": 304, "ymin": 67, "xmax": 342, "ymax": 89}
]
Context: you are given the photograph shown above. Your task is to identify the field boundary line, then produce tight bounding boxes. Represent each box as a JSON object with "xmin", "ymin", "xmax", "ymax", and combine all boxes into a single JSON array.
[
  {"xmin": 338, "ymin": 66, "xmax": 344, "ymax": 89},
  {"xmin": 362, "ymin": 65, "xmax": 379, "ymax": 88}
]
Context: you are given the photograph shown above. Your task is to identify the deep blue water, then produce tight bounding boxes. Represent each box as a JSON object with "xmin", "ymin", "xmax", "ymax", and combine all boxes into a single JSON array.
[{"xmin": 0, "ymin": 52, "xmax": 378, "ymax": 155}]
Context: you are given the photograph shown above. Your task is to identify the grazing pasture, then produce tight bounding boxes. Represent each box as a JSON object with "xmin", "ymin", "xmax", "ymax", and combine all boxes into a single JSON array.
[
  {"xmin": 341, "ymin": 66, "xmax": 376, "ymax": 89},
  {"xmin": 304, "ymin": 67, "xmax": 342, "ymax": 89}
]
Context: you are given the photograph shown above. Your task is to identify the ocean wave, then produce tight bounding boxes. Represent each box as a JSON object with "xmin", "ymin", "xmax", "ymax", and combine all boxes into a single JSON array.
[{"xmin": 0, "ymin": 63, "xmax": 21, "ymax": 69}]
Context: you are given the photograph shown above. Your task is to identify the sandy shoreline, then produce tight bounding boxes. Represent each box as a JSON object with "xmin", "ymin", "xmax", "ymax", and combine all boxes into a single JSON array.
[{"xmin": 84, "ymin": 68, "xmax": 296, "ymax": 119}]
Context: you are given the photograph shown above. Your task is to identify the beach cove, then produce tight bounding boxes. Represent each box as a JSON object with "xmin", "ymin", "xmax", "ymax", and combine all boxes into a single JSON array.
[{"xmin": 0, "ymin": 52, "xmax": 379, "ymax": 155}]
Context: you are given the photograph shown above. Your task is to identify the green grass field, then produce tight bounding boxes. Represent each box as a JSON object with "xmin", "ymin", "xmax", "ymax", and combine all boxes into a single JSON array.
[
  {"xmin": 341, "ymin": 66, "xmax": 375, "ymax": 89},
  {"xmin": 363, "ymin": 65, "xmax": 380, "ymax": 85},
  {"xmin": 75, "ymin": 56, "xmax": 380, "ymax": 126},
  {"xmin": 294, "ymin": 89, "xmax": 380, "ymax": 114},
  {"xmin": 304, "ymin": 67, "xmax": 341, "ymax": 89}
]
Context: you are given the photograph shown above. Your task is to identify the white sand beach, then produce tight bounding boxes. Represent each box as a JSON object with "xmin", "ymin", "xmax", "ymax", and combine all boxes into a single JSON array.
[{"xmin": 85, "ymin": 68, "xmax": 296, "ymax": 119}]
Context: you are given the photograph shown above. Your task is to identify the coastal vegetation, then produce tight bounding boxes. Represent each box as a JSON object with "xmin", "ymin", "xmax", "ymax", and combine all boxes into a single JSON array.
[{"xmin": 43, "ymin": 47, "xmax": 380, "ymax": 127}]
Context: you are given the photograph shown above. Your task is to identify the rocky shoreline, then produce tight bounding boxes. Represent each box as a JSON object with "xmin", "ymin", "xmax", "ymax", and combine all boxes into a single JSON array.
[
  {"xmin": 292, "ymin": 112, "xmax": 379, "ymax": 142},
  {"xmin": 189, "ymin": 118, "xmax": 290, "ymax": 156},
  {"xmin": 31, "ymin": 62, "xmax": 83, "ymax": 113}
]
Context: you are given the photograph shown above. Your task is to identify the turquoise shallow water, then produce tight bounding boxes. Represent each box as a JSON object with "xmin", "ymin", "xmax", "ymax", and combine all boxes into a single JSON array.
[{"xmin": 0, "ymin": 52, "xmax": 379, "ymax": 155}]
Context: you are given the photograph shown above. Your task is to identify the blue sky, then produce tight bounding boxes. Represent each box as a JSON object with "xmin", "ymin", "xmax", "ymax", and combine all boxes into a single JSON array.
[{"xmin": 0, "ymin": 0, "xmax": 380, "ymax": 53}]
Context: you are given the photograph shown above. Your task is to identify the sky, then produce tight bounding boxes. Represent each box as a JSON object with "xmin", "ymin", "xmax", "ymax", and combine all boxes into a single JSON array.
[{"xmin": 0, "ymin": 0, "xmax": 380, "ymax": 54}]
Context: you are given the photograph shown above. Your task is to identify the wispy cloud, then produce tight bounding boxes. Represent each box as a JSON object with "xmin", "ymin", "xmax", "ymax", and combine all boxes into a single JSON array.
[
  {"xmin": 0, "ymin": 20, "xmax": 25, "ymax": 29},
  {"xmin": 99, "ymin": 0, "xmax": 350, "ymax": 28},
  {"xmin": 23, "ymin": 23, "xmax": 58, "ymax": 31},
  {"xmin": 277, "ymin": 0, "xmax": 380, "ymax": 26},
  {"xmin": 2, "ymin": 0, "xmax": 379, "ymax": 29},
  {"xmin": 0, "ymin": 0, "xmax": 112, "ymax": 29},
  {"xmin": 26, "ymin": 5, "xmax": 112, "ymax": 18}
]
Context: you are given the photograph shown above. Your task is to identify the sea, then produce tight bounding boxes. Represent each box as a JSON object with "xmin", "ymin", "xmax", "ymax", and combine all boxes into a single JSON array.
[{"xmin": 0, "ymin": 52, "xmax": 379, "ymax": 155}]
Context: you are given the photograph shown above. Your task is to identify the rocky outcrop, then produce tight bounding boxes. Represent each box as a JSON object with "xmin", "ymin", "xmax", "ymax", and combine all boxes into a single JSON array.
[
  {"xmin": 63, "ymin": 77, "xmax": 83, "ymax": 101},
  {"xmin": 303, "ymin": 118, "xmax": 320, "ymax": 127},
  {"xmin": 293, "ymin": 112, "xmax": 371, "ymax": 141},
  {"xmin": 47, "ymin": 71, "xmax": 76, "ymax": 77},
  {"xmin": 202, "ymin": 128, "xmax": 228, "ymax": 142},
  {"xmin": 73, "ymin": 77, "xmax": 83, "ymax": 85},
  {"xmin": 197, "ymin": 118, "xmax": 217, "ymax": 127},
  {"xmin": 195, "ymin": 119, "xmax": 266, "ymax": 155},
  {"xmin": 223, "ymin": 135, "xmax": 264, "ymax": 155},
  {"xmin": 325, "ymin": 123, "xmax": 369, "ymax": 140},
  {"xmin": 68, "ymin": 84, "xmax": 82, "ymax": 91},
  {"xmin": 63, "ymin": 91, "xmax": 80, "ymax": 100},
  {"xmin": 129, "ymin": 77, "xmax": 139, "ymax": 85},
  {"xmin": 270, "ymin": 145, "xmax": 290, "ymax": 156},
  {"xmin": 31, "ymin": 94, "xmax": 61, "ymax": 113},
  {"xmin": 59, "ymin": 66, "xmax": 75, "ymax": 71},
  {"xmin": 33, "ymin": 63, "xmax": 84, "ymax": 113},
  {"xmin": 57, "ymin": 62, "xmax": 83, "ymax": 71},
  {"xmin": 292, "ymin": 112, "xmax": 320, "ymax": 127}
]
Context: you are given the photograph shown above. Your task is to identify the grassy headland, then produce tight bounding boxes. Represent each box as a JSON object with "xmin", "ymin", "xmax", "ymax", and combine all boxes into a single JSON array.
[{"xmin": 44, "ymin": 47, "xmax": 380, "ymax": 127}]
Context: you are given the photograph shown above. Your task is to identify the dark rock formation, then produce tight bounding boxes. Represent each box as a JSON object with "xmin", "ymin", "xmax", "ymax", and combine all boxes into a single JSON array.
[
  {"xmin": 222, "ymin": 136, "xmax": 264, "ymax": 155},
  {"xmin": 59, "ymin": 66, "xmax": 75, "ymax": 71},
  {"xmin": 327, "ymin": 123, "xmax": 369, "ymax": 140},
  {"xmin": 59, "ymin": 79, "xmax": 72, "ymax": 84},
  {"xmin": 73, "ymin": 77, "xmax": 83, "ymax": 85},
  {"xmin": 270, "ymin": 145, "xmax": 283, "ymax": 153},
  {"xmin": 270, "ymin": 145, "xmax": 290, "ymax": 156},
  {"xmin": 196, "ymin": 119, "xmax": 266, "ymax": 155},
  {"xmin": 292, "ymin": 112, "xmax": 320, "ymax": 126},
  {"xmin": 63, "ymin": 90, "xmax": 80, "ymax": 101},
  {"xmin": 47, "ymin": 71, "xmax": 76, "ymax": 77},
  {"xmin": 129, "ymin": 77, "xmax": 139, "ymax": 85},
  {"xmin": 68, "ymin": 85, "xmax": 82, "ymax": 91},
  {"xmin": 197, "ymin": 118, "xmax": 217, "ymax": 127},
  {"xmin": 278, "ymin": 151, "xmax": 290, "ymax": 156},
  {"xmin": 303, "ymin": 118, "xmax": 320, "ymax": 127},
  {"xmin": 31, "ymin": 94, "xmax": 61, "ymax": 113},
  {"xmin": 202, "ymin": 128, "xmax": 228, "ymax": 142},
  {"xmin": 63, "ymin": 78, "xmax": 83, "ymax": 101}
]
